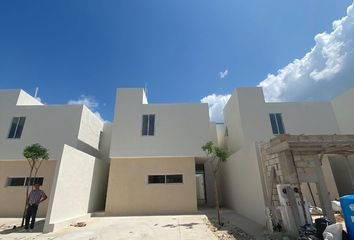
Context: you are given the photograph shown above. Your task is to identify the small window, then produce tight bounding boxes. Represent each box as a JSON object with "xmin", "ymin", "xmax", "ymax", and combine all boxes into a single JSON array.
[
  {"xmin": 6, "ymin": 177, "xmax": 43, "ymax": 187},
  {"xmin": 142, "ymin": 114, "xmax": 155, "ymax": 136},
  {"xmin": 148, "ymin": 175, "xmax": 165, "ymax": 184},
  {"xmin": 225, "ymin": 127, "xmax": 229, "ymax": 137},
  {"xmin": 25, "ymin": 177, "xmax": 44, "ymax": 186},
  {"xmin": 148, "ymin": 174, "xmax": 183, "ymax": 184},
  {"xmin": 269, "ymin": 113, "xmax": 285, "ymax": 134},
  {"xmin": 7, "ymin": 177, "xmax": 25, "ymax": 186},
  {"xmin": 166, "ymin": 174, "xmax": 183, "ymax": 183},
  {"xmin": 8, "ymin": 117, "xmax": 26, "ymax": 139}
]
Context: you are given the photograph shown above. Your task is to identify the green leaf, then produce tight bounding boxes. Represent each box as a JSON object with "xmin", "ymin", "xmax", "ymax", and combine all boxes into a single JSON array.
[{"xmin": 23, "ymin": 143, "xmax": 49, "ymax": 161}]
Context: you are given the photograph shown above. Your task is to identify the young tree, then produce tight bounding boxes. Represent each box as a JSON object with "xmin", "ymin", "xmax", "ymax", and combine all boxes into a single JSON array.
[
  {"xmin": 202, "ymin": 141, "xmax": 228, "ymax": 226},
  {"xmin": 21, "ymin": 143, "xmax": 49, "ymax": 227}
]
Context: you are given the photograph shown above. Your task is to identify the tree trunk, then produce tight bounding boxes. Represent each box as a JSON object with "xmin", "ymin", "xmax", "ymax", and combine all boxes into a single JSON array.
[
  {"xmin": 21, "ymin": 164, "xmax": 34, "ymax": 227},
  {"xmin": 214, "ymin": 176, "xmax": 221, "ymax": 226}
]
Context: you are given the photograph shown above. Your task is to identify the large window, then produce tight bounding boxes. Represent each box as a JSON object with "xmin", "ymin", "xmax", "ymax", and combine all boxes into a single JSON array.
[
  {"xmin": 6, "ymin": 177, "xmax": 43, "ymax": 187},
  {"xmin": 148, "ymin": 174, "xmax": 183, "ymax": 184},
  {"xmin": 8, "ymin": 117, "xmax": 26, "ymax": 139},
  {"xmin": 142, "ymin": 114, "xmax": 155, "ymax": 136},
  {"xmin": 269, "ymin": 113, "xmax": 285, "ymax": 134}
]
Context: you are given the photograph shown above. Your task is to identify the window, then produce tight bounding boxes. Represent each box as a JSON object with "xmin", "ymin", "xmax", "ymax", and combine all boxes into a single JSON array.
[
  {"xmin": 225, "ymin": 127, "xmax": 229, "ymax": 137},
  {"xmin": 25, "ymin": 177, "xmax": 44, "ymax": 186},
  {"xmin": 6, "ymin": 177, "xmax": 43, "ymax": 187},
  {"xmin": 142, "ymin": 114, "xmax": 155, "ymax": 136},
  {"xmin": 166, "ymin": 175, "xmax": 183, "ymax": 183},
  {"xmin": 7, "ymin": 177, "xmax": 25, "ymax": 186},
  {"xmin": 8, "ymin": 117, "xmax": 26, "ymax": 139},
  {"xmin": 148, "ymin": 175, "xmax": 165, "ymax": 184},
  {"xmin": 269, "ymin": 113, "xmax": 285, "ymax": 134},
  {"xmin": 148, "ymin": 174, "xmax": 183, "ymax": 184}
]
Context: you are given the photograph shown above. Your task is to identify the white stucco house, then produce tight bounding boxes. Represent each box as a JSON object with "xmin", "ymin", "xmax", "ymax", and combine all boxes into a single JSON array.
[
  {"xmin": 219, "ymin": 87, "xmax": 354, "ymax": 225},
  {"xmin": 0, "ymin": 89, "xmax": 110, "ymax": 232},
  {"xmin": 105, "ymin": 88, "xmax": 217, "ymax": 215}
]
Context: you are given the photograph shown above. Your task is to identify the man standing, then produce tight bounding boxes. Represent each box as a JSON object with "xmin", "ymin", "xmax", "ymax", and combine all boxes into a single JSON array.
[{"xmin": 24, "ymin": 183, "xmax": 47, "ymax": 230}]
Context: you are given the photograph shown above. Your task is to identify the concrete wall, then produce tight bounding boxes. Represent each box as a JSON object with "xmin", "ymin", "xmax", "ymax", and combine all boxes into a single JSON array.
[
  {"xmin": 78, "ymin": 106, "xmax": 104, "ymax": 150},
  {"xmin": 331, "ymin": 88, "xmax": 354, "ymax": 134},
  {"xmin": 105, "ymin": 157, "xmax": 197, "ymax": 215},
  {"xmin": 220, "ymin": 146, "xmax": 266, "ymax": 226},
  {"xmin": 44, "ymin": 145, "xmax": 109, "ymax": 232},
  {"xmin": 0, "ymin": 104, "xmax": 83, "ymax": 160},
  {"xmin": 0, "ymin": 160, "xmax": 56, "ymax": 217},
  {"xmin": 110, "ymin": 89, "xmax": 211, "ymax": 158}
]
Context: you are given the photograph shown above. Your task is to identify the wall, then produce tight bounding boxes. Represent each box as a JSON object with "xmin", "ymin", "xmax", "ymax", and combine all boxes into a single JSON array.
[
  {"xmin": 220, "ymin": 146, "xmax": 266, "ymax": 226},
  {"xmin": 44, "ymin": 145, "xmax": 108, "ymax": 232},
  {"xmin": 105, "ymin": 157, "xmax": 197, "ymax": 215},
  {"xmin": 77, "ymin": 106, "xmax": 104, "ymax": 150},
  {"xmin": 0, "ymin": 104, "xmax": 82, "ymax": 160},
  {"xmin": 0, "ymin": 160, "xmax": 56, "ymax": 217},
  {"xmin": 110, "ymin": 89, "xmax": 211, "ymax": 158},
  {"xmin": 328, "ymin": 155, "xmax": 354, "ymax": 196},
  {"xmin": 223, "ymin": 90, "xmax": 245, "ymax": 153},
  {"xmin": 331, "ymin": 88, "xmax": 354, "ymax": 134},
  {"xmin": 235, "ymin": 88, "xmax": 340, "ymax": 145}
]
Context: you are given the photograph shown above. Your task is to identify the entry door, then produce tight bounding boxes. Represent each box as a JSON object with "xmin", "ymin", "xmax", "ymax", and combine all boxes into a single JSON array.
[{"xmin": 196, "ymin": 173, "xmax": 206, "ymax": 205}]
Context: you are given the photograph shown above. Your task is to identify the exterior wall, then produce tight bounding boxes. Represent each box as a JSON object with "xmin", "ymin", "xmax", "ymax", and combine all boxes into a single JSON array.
[
  {"xmin": 0, "ymin": 160, "xmax": 56, "ymax": 217},
  {"xmin": 328, "ymin": 155, "xmax": 354, "ymax": 196},
  {"xmin": 221, "ymin": 87, "xmax": 344, "ymax": 226},
  {"xmin": 105, "ymin": 157, "xmax": 197, "ymax": 215},
  {"xmin": 223, "ymin": 91, "xmax": 245, "ymax": 153},
  {"xmin": 44, "ymin": 145, "xmax": 109, "ymax": 232},
  {"xmin": 77, "ymin": 106, "xmax": 104, "ymax": 150},
  {"xmin": 110, "ymin": 89, "xmax": 210, "ymax": 158},
  {"xmin": 235, "ymin": 88, "xmax": 340, "ymax": 145},
  {"xmin": 331, "ymin": 88, "xmax": 354, "ymax": 134},
  {"xmin": 220, "ymin": 146, "xmax": 266, "ymax": 226},
  {"xmin": 99, "ymin": 123, "xmax": 112, "ymax": 161},
  {"xmin": 0, "ymin": 104, "xmax": 83, "ymax": 160}
]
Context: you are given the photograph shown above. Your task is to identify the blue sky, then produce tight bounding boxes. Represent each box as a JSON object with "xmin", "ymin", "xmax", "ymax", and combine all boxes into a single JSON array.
[{"xmin": 0, "ymin": 0, "xmax": 353, "ymax": 122}]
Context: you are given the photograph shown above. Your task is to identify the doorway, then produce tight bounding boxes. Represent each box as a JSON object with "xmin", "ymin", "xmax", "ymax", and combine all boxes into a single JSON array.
[{"xmin": 196, "ymin": 164, "xmax": 207, "ymax": 205}]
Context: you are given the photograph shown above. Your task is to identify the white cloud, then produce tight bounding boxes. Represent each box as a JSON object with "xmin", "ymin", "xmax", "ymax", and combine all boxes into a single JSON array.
[
  {"xmin": 68, "ymin": 95, "xmax": 106, "ymax": 122},
  {"xmin": 258, "ymin": 1, "xmax": 354, "ymax": 102},
  {"xmin": 201, "ymin": 94, "xmax": 231, "ymax": 123},
  {"xmin": 219, "ymin": 69, "xmax": 229, "ymax": 79}
]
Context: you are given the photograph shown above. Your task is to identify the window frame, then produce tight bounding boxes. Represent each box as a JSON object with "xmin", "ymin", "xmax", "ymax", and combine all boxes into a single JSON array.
[
  {"xmin": 147, "ymin": 174, "xmax": 183, "ymax": 185},
  {"xmin": 141, "ymin": 114, "xmax": 155, "ymax": 136},
  {"xmin": 6, "ymin": 177, "xmax": 44, "ymax": 187},
  {"xmin": 269, "ymin": 113, "xmax": 285, "ymax": 134},
  {"xmin": 7, "ymin": 116, "xmax": 26, "ymax": 139}
]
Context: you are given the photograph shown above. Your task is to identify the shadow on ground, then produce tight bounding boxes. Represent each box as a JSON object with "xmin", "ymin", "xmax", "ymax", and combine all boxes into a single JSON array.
[
  {"xmin": 0, "ymin": 219, "xmax": 44, "ymax": 234},
  {"xmin": 161, "ymin": 223, "xmax": 200, "ymax": 229}
]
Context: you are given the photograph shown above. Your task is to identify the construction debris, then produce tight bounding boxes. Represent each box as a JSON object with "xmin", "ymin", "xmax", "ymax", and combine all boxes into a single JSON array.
[
  {"xmin": 71, "ymin": 222, "xmax": 87, "ymax": 227},
  {"xmin": 204, "ymin": 216, "xmax": 255, "ymax": 240}
]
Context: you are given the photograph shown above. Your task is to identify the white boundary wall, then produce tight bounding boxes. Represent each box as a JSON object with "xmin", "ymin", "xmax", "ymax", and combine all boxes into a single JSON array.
[{"xmin": 44, "ymin": 145, "xmax": 108, "ymax": 232}]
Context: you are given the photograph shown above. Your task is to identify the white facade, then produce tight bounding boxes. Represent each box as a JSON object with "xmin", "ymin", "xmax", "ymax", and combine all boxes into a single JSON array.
[
  {"xmin": 106, "ymin": 88, "xmax": 216, "ymax": 216},
  {"xmin": 0, "ymin": 89, "xmax": 109, "ymax": 232},
  {"xmin": 110, "ymin": 88, "xmax": 212, "ymax": 158},
  {"xmin": 220, "ymin": 87, "xmax": 354, "ymax": 226}
]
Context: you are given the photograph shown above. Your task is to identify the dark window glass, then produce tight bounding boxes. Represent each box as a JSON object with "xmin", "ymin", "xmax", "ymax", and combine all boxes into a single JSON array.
[
  {"xmin": 166, "ymin": 174, "xmax": 183, "ymax": 183},
  {"xmin": 276, "ymin": 113, "xmax": 285, "ymax": 134},
  {"xmin": 148, "ymin": 115, "xmax": 155, "ymax": 136},
  {"xmin": 8, "ymin": 117, "xmax": 19, "ymax": 138},
  {"xmin": 25, "ymin": 177, "xmax": 44, "ymax": 186},
  {"xmin": 225, "ymin": 127, "xmax": 229, "ymax": 137},
  {"xmin": 148, "ymin": 175, "xmax": 165, "ymax": 184},
  {"xmin": 269, "ymin": 114, "xmax": 278, "ymax": 134},
  {"xmin": 15, "ymin": 117, "xmax": 26, "ymax": 138},
  {"xmin": 142, "ymin": 115, "xmax": 148, "ymax": 136},
  {"xmin": 7, "ymin": 177, "xmax": 25, "ymax": 186}
]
